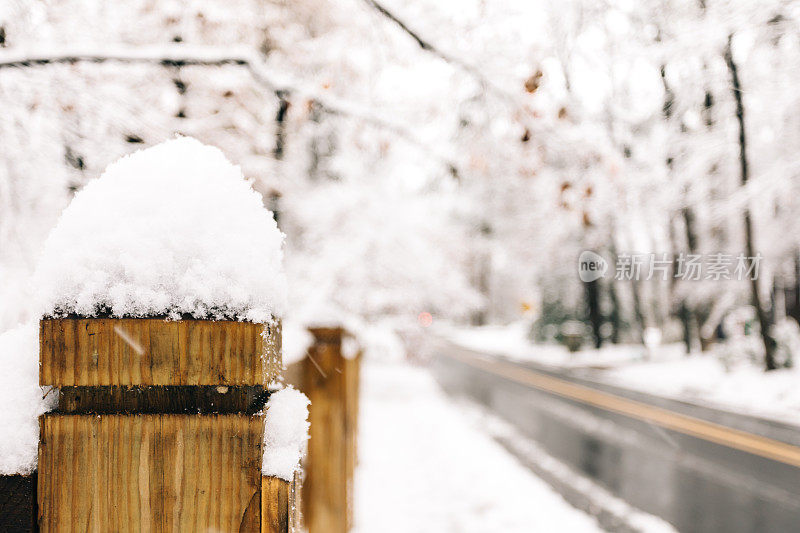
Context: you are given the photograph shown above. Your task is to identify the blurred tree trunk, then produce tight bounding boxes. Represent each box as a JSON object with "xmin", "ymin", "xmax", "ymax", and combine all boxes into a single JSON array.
[
  {"xmin": 630, "ymin": 278, "xmax": 646, "ymax": 344},
  {"xmin": 585, "ymin": 278, "xmax": 603, "ymax": 349},
  {"xmin": 273, "ymin": 92, "xmax": 290, "ymax": 160},
  {"xmin": 725, "ymin": 34, "xmax": 777, "ymax": 370},
  {"xmin": 670, "ymin": 211, "xmax": 698, "ymax": 354},
  {"xmin": 662, "ymin": 56, "xmax": 701, "ymax": 355},
  {"xmin": 780, "ymin": 252, "xmax": 800, "ymax": 326},
  {"xmin": 681, "ymin": 206, "xmax": 701, "ymax": 353},
  {"xmin": 470, "ymin": 232, "xmax": 491, "ymax": 326},
  {"xmin": 607, "ymin": 276, "xmax": 622, "ymax": 344},
  {"xmin": 788, "ymin": 252, "xmax": 800, "ymax": 326}
]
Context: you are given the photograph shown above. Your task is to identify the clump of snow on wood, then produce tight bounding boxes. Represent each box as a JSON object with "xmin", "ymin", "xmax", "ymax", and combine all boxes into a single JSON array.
[
  {"xmin": 34, "ymin": 136, "xmax": 286, "ymax": 321},
  {"xmin": 262, "ymin": 386, "xmax": 310, "ymax": 480},
  {"xmin": 0, "ymin": 323, "xmax": 57, "ymax": 475},
  {"xmin": 342, "ymin": 335, "xmax": 361, "ymax": 359}
]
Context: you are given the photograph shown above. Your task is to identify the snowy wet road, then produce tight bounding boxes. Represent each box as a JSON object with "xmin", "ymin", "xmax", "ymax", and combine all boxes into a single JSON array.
[{"xmin": 430, "ymin": 340, "xmax": 800, "ymax": 533}]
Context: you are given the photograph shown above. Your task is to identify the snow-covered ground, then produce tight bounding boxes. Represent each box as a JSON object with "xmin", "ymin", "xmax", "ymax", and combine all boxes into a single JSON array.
[
  {"xmin": 439, "ymin": 321, "xmax": 663, "ymax": 368},
  {"xmin": 439, "ymin": 322, "xmax": 800, "ymax": 425},
  {"xmin": 601, "ymin": 355, "xmax": 800, "ymax": 425},
  {"xmin": 353, "ymin": 359, "xmax": 602, "ymax": 533}
]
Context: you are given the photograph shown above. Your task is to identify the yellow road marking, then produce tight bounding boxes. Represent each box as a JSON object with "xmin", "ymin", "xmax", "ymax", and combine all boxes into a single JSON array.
[{"xmin": 446, "ymin": 350, "xmax": 800, "ymax": 468}]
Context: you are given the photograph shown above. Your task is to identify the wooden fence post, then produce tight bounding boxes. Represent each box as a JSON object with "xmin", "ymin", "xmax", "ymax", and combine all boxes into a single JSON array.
[
  {"xmin": 343, "ymin": 346, "xmax": 362, "ymax": 531},
  {"xmin": 36, "ymin": 317, "xmax": 297, "ymax": 532},
  {"xmin": 286, "ymin": 327, "xmax": 360, "ymax": 533}
]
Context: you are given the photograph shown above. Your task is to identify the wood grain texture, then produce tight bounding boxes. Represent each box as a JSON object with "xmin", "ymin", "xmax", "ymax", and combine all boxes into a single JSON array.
[
  {"xmin": 301, "ymin": 328, "xmax": 349, "ymax": 533},
  {"xmin": 40, "ymin": 318, "xmax": 281, "ymax": 387},
  {"xmin": 0, "ymin": 474, "xmax": 37, "ymax": 532},
  {"xmin": 38, "ymin": 414, "xmax": 265, "ymax": 532},
  {"xmin": 260, "ymin": 474, "xmax": 299, "ymax": 533},
  {"xmin": 285, "ymin": 329, "xmax": 361, "ymax": 533},
  {"xmin": 261, "ymin": 476, "xmax": 289, "ymax": 533},
  {"xmin": 289, "ymin": 471, "xmax": 300, "ymax": 533},
  {"xmin": 343, "ymin": 350, "xmax": 362, "ymax": 530}
]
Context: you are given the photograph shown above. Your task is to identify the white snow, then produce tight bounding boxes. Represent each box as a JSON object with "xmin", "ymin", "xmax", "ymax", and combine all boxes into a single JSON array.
[
  {"xmin": 262, "ymin": 386, "xmax": 310, "ymax": 480},
  {"xmin": 341, "ymin": 334, "xmax": 361, "ymax": 359},
  {"xmin": 280, "ymin": 319, "xmax": 313, "ymax": 367},
  {"xmin": 602, "ymin": 355, "xmax": 800, "ymax": 425},
  {"xmin": 439, "ymin": 321, "xmax": 656, "ymax": 368},
  {"xmin": 0, "ymin": 323, "xmax": 57, "ymax": 475},
  {"xmin": 34, "ymin": 136, "xmax": 286, "ymax": 322},
  {"xmin": 354, "ymin": 359, "xmax": 602, "ymax": 533}
]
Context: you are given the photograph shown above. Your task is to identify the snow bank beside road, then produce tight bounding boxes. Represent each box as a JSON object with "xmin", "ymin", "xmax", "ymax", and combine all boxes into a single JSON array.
[
  {"xmin": 439, "ymin": 321, "xmax": 669, "ymax": 368},
  {"xmin": 603, "ymin": 356, "xmax": 800, "ymax": 425},
  {"xmin": 442, "ymin": 322, "xmax": 800, "ymax": 425},
  {"xmin": 354, "ymin": 359, "xmax": 601, "ymax": 533}
]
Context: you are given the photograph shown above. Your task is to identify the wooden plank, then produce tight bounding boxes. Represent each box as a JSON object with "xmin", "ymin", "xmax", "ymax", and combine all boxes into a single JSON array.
[
  {"xmin": 38, "ymin": 413, "xmax": 264, "ymax": 532},
  {"xmin": 261, "ymin": 476, "xmax": 289, "ymax": 533},
  {"xmin": 282, "ymin": 328, "xmax": 360, "ymax": 533},
  {"xmin": 301, "ymin": 328, "xmax": 349, "ymax": 533},
  {"xmin": 343, "ymin": 350, "xmax": 362, "ymax": 530},
  {"xmin": 0, "ymin": 474, "xmax": 37, "ymax": 532},
  {"xmin": 265, "ymin": 321, "xmax": 283, "ymax": 387},
  {"xmin": 289, "ymin": 471, "xmax": 301, "ymax": 533},
  {"xmin": 282, "ymin": 360, "xmax": 305, "ymax": 387},
  {"xmin": 40, "ymin": 318, "xmax": 281, "ymax": 387}
]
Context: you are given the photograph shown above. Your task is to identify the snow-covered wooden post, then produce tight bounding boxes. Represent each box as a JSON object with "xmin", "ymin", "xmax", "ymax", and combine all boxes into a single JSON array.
[
  {"xmin": 38, "ymin": 319, "xmax": 282, "ymax": 531},
  {"xmin": 32, "ymin": 138, "xmax": 307, "ymax": 533},
  {"xmin": 284, "ymin": 326, "xmax": 360, "ymax": 533}
]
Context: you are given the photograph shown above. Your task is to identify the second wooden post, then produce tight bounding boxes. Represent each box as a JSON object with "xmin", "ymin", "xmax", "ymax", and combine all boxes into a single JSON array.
[{"xmin": 301, "ymin": 327, "xmax": 350, "ymax": 533}]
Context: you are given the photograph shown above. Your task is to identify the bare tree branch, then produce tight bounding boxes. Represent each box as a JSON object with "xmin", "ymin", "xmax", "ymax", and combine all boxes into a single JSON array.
[
  {"xmin": 361, "ymin": 0, "xmax": 515, "ymax": 104},
  {"xmin": 362, "ymin": 0, "xmax": 438, "ymax": 52},
  {"xmin": 0, "ymin": 44, "xmax": 459, "ymax": 175}
]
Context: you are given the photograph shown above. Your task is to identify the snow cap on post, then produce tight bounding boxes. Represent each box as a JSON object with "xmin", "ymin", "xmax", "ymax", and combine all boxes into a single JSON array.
[{"xmin": 34, "ymin": 136, "xmax": 286, "ymax": 322}]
